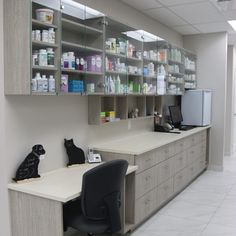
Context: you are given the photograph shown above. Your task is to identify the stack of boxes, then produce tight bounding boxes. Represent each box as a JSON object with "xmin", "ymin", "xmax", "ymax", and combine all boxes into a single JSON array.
[{"xmin": 100, "ymin": 111, "xmax": 116, "ymax": 123}]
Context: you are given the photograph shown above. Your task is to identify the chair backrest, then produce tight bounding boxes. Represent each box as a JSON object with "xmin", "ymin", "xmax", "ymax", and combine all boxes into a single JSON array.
[{"xmin": 80, "ymin": 160, "xmax": 128, "ymax": 221}]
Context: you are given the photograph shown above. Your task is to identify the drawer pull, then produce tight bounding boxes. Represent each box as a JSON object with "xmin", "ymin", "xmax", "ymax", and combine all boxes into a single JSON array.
[
  {"xmin": 164, "ymin": 165, "xmax": 169, "ymax": 169},
  {"xmin": 145, "ymin": 158, "xmax": 151, "ymax": 162}
]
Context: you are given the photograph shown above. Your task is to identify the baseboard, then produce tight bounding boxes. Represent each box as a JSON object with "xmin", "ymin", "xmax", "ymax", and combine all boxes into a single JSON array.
[{"xmin": 207, "ymin": 164, "xmax": 223, "ymax": 172}]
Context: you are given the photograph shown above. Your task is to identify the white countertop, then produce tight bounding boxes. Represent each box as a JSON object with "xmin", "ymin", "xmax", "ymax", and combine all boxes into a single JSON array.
[
  {"xmin": 93, "ymin": 126, "xmax": 210, "ymax": 155},
  {"xmin": 8, "ymin": 163, "xmax": 138, "ymax": 203}
]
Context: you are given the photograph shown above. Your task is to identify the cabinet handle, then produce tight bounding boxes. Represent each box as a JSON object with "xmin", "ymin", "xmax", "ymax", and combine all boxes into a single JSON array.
[{"xmin": 145, "ymin": 158, "xmax": 151, "ymax": 162}]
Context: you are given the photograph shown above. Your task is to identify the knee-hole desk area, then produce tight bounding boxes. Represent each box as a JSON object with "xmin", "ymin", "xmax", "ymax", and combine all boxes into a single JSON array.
[
  {"xmin": 8, "ymin": 126, "xmax": 210, "ymax": 236},
  {"xmin": 8, "ymin": 164, "xmax": 137, "ymax": 236}
]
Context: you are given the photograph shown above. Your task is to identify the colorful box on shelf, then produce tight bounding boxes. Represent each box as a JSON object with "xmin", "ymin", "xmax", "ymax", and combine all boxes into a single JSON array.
[
  {"xmin": 100, "ymin": 112, "xmax": 106, "ymax": 123},
  {"xmin": 106, "ymin": 111, "xmax": 115, "ymax": 121},
  {"xmin": 68, "ymin": 80, "xmax": 84, "ymax": 92}
]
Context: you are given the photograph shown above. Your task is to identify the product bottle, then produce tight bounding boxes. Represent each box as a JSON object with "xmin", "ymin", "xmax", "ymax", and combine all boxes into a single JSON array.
[
  {"xmin": 39, "ymin": 49, "xmax": 47, "ymax": 66},
  {"xmin": 48, "ymin": 75, "xmax": 55, "ymax": 92},
  {"xmin": 68, "ymin": 52, "xmax": 75, "ymax": 70},
  {"xmin": 47, "ymin": 48, "xmax": 54, "ymax": 67},
  {"xmin": 31, "ymin": 73, "xmax": 39, "ymax": 92},
  {"xmin": 48, "ymin": 28, "xmax": 55, "ymax": 44},
  {"xmin": 116, "ymin": 75, "xmax": 121, "ymax": 93},
  {"xmin": 42, "ymin": 75, "xmax": 48, "ymax": 92},
  {"xmin": 36, "ymin": 73, "xmax": 43, "ymax": 92}
]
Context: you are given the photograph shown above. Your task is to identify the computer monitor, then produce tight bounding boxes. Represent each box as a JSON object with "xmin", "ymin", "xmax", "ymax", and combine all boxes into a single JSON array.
[{"xmin": 168, "ymin": 106, "xmax": 183, "ymax": 128}]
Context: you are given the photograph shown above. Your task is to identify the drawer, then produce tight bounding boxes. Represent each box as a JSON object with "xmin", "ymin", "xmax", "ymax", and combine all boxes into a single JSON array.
[
  {"xmin": 187, "ymin": 134, "xmax": 198, "ymax": 147},
  {"xmin": 175, "ymin": 138, "xmax": 187, "ymax": 154},
  {"xmin": 188, "ymin": 163, "xmax": 196, "ymax": 182},
  {"xmin": 157, "ymin": 144, "xmax": 175, "ymax": 163},
  {"xmin": 135, "ymin": 166, "xmax": 157, "ymax": 199},
  {"xmin": 186, "ymin": 145, "xmax": 198, "ymax": 164},
  {"xmin": 157, "ymin": 158, "xmax": 174, "ymax": 185},
  {"xmin": 198, "ymin": 130, "xmax": 207, "ymax": 143},
  {"xmin": 173, "ymin": 167, "xmax": 188, "ymax": 193},
  {"xmin": 173, "ymin": 151, "xmax": 187, "ymax": 174},
  {"xmin": 157, "ymin": 178, "xmax": 173, "ymax": 206},
  {"xmin": 135, "ymin": 150, "xmax": 158, "ymax": 174},
  {"xmin": 195, "ymin": 156, "xmax": 207, "ymax": 175},
  {"xmin": 196, "ymin": 141, "xmax": 207, "ymax": 159},
  {"xmin": 135, "ymin": 188, "xmax": 157, "ymax": 224}
]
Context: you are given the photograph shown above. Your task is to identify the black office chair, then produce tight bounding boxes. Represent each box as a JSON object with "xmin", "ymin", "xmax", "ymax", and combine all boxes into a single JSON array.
[{"xmin": 63, "ymin": 159, "xmax": 128, "ymax": 235}]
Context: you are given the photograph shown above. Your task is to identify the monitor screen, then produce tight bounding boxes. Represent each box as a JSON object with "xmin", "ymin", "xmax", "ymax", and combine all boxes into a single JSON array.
[{"xmin": 169, "ymin": 106, "xmax": 183, "ymax": 127}]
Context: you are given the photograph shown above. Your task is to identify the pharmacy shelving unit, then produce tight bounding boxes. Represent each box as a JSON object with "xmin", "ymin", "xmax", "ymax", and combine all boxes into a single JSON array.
[
  {"xmin": 61, "ymin": 1, "xmax": 105, "ymax": 95},
  {"xmin": 104, "ymin": 18, "xmax": 143, "ymax": 96},
  {"xmin": 183, "ymin": 49, "xmax": 197, "ymax": 89},
  {"xmin": 31, "ymin": 1, "xmax": 61, "ymax": 95},
  {"xmin": 166, "ymin": 44, "xmax": 185, "ymax": 95},
  {"xmin": 4, "ymin": 0, "xmax": 197, "ymax": 125}
]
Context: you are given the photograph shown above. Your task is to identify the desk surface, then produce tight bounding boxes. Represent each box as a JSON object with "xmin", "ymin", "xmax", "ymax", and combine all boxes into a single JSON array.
[
  {"xmin": 8, "ymin": 163, "xmax": 138, "ymax": 203},
  {"xmin": 93, "ymin": 126, "xmax": 210, "ymax": 155}
]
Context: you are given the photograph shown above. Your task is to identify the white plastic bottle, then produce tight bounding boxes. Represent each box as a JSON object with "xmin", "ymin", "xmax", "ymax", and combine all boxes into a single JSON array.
[
  {"xmin": 31, "ymin": 73, "xmax": 39, "ymax": 92},
  {"xmin": 41, "ymin": 75, "xmax": 48, "ymax": 92},
  {"xmin": 116, "ymin": 75, "xmax": 121, "ymax": 93},
  {"xmin": 48, "ymin": 75, "xmax": 55, "ymax": 92},
  {"xmin": 36, "ymin": 73, "xmax": 43, "ymax": 92}
]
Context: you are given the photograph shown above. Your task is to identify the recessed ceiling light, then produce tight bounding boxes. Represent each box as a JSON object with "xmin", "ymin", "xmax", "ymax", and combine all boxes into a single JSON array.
[{"xmin": 228, "ymin": 20, "xmax": 236, "ymax": 31}]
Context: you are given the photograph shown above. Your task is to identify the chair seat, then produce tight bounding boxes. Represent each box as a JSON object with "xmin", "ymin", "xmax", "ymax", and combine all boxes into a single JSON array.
[{"xmin": 68, "ymin": 215, "xmax": 110, "ymax": 234}]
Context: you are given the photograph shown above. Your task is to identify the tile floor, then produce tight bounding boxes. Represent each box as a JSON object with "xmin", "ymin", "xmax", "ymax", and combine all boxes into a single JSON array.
[{"xmin": 131, "ymin": 154, "xmax": 236, "ymax": 236}]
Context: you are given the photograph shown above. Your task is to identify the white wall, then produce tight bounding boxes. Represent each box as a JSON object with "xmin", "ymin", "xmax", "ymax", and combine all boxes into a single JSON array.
[
  {"xmin": 224, "ymin": 46, "xmax": 235, "ymax": 156},
  {"xmin": 184, "ymin": 33, "xmax": 228, "ymax": 171},
  {"xmin": 0, "ymin": 1, "xmax": 183, "ymax": 236}
]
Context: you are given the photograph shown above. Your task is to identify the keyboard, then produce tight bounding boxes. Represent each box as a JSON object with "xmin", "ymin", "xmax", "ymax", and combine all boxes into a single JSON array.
[{"xmin": 179, "ymin": 125, "xmax": 195, "ymax": 131}]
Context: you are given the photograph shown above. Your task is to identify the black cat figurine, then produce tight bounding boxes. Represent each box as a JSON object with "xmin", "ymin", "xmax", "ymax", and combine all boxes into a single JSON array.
[
  {"xmin": 13, "ymin": 144, "xmax": 46, "ymax": 182},
  {"xmin": 64, "ymin": 138, "xmax": 85, "ymax": 166}
]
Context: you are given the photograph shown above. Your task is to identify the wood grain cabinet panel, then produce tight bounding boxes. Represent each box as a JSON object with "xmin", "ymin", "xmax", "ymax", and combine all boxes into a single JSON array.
[
  {"xmin": 135, "ymin": 188, "xmax": 157, "ymax": 224},
  {"xmin": 135, "ymin": 150, "xmax": 158, "ymax": 174},
  {"xmin": 135, "ymin": 166, "xmax": 157, "ymax": 199},
  {"xmin": 173, "ymin": 167, "xmax": 189, "ymax": 193},
  {"xmin": 173, "ymin": 151, "xmax": 187, "ymax": 174},
  {"xmin": 157, "ymin": 158, "xmax": 174, "ymax": 185},
  {"xmin": 157, "ymin": 178, "xmax": 174, "ymax": 206}
]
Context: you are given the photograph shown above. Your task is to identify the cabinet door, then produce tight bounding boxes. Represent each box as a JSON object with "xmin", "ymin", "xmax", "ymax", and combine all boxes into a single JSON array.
[
  {"xmin": 135, "ymin": 150, "xmax": 158, "ymax": 174},
  {"xmin": 157, "ymin": 158, "xmax": 174, "ymax": 185},
  {"xmin": 173, "ymin": 151, "xmax": 187, "ymax": 174},
  {"xmin": 135, "ymin": 188, "xmax": 157, "ymax": 224},
  {"xmin": 4, "ymin": 0, "xmax": 31, "ymax": 94},
  {"xmin": 135, "ymin": 166, "xmax": 157, "ymax": 199},
  {"xmin": 173, "ymin": 167, "xmax": 188, "ymax": 194},
  {"xmin": 157, "ymin": 178, "xmax": 173, "ymax": 207}
]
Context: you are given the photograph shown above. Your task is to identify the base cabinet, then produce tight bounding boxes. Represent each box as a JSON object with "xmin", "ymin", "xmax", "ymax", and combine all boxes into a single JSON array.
[{"xmin": 98, "ymin": 129, "xmax": 209, "ymax": 230}]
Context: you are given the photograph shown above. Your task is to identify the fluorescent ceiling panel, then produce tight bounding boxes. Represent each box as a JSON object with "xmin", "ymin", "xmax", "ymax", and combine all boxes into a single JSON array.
[
  {"xmin": 228, "ymin": 20, "xmax": 236, "ymax": 31},
  {"xmin": 62, "ymin": 0, "xmax": 104, "ymax": 19},
  {"xmin": 122, "ymin": 30, "xmax": 164, "ymax": 42}
]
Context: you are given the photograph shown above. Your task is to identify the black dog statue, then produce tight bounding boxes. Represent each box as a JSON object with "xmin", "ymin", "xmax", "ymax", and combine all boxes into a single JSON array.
[
  {"xmin": 64, "ymin": 138, "xmax": 85, "ymax": 166},
  {"xmin": 13, "ymin": 144, "xmax": 46, "ymax": 182}
]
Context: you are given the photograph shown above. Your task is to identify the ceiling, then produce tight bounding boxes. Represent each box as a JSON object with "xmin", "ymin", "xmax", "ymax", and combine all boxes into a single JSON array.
[{"xmin": 120, "ymin": 0, "xmax": 236, "ymax": 44}]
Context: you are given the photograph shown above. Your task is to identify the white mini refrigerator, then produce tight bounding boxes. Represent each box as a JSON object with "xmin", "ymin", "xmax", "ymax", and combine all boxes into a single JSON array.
[{"xmin": 181, "ymin": 89, "xmax": 212, "ymax": 126}]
